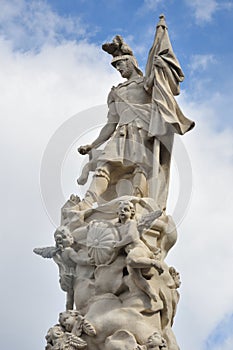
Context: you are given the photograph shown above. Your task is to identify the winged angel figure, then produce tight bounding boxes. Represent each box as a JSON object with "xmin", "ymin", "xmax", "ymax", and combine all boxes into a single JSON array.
[
  {"xmin": 34, "ymin": 226, "xmax": 93, "ymax": 310},
  {"xmin": 85, "ymin": 200, "xmax": 164, "ymax": 302},
  {"xmin": 77, "ymin": 15, "xmax": 195, "ymax": 212}
]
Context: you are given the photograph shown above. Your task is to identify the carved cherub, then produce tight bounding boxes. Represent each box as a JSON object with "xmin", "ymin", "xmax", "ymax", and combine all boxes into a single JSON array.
[
  {"xmin": 33, "ymin": 226, "xmax": 93, "ymax": 310},
  {"xmin": 114, "ymin": 200, "xmax": 163, "ymax": 301},
  {"xmin": 145, "ymin": 330, "xmax": 168, "ymax": 349},
  {"xmin": 45, "ymin": 324, "xmax": 66, "ymax": 350},
  {"xmin": 57, "ymin": 310, "xmax": 96, "ymax": 349},
  {"xmin": 59, "ymin": 310, "xmax": 96, "ymax": 337},
  {"xmin": 45, "ymin": 322, "xmax": 88, "ymax": 350}
]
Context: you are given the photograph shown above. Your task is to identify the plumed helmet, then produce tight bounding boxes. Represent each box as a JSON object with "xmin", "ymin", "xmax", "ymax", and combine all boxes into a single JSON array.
[{"xmin": 102, "ymin": 35, "xmax": 143, "ymax": 76}]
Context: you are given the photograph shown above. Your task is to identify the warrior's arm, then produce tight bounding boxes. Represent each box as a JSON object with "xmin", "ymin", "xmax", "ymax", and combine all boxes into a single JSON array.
[
  {"xmin": 92, "ymin": 119, "xmax": 117, "ymax": 148},
  {"xmin": 144, "ymin": 55, "xmax": 169, "ymax": 92},
  {"xmin": 78, "ymin": 117, "xmax": 117, "ymax": 154},
  {"xmin": 144, "ymin": 71, "xmax": 155, "ymax": 94},
  {"xmin": 79, "ymin": 91, "xmax": 119, "ymax": 154}
]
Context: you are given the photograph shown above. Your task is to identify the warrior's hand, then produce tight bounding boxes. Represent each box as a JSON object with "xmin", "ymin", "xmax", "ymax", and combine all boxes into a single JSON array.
[
  {"xmin": 78, "ymin": 144, "xmax": 92, "ymax": 155},
  {"xmin": 153, "ymin": 55, "xmax": 166, "ymax": 68}
]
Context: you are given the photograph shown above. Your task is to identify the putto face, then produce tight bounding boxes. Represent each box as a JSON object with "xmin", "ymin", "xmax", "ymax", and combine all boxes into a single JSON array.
[
  {"xmin": 51, "ymin": 326, "xmax": 64, "ymax": 339},
  {"xmin": 146, "ymin": 331, "xmax": 167, "ymax": 349},
  {"xmin": 115, "ymin": 59, "xmax": 134, "ymax": 79},
  {"xmin": 118, "ymin": 203, "xmax": 132, "ymax": 221},
  {"xmin": 59, "ymin": 311, "xmax": 76, "ymax": 332},
  {"xmin": 54, "ymin": 227, "xmax": 74, "ymax": 248},
  {"xmin": 46, "ymin": 325, "xmax": 64, "ymax": 342}
]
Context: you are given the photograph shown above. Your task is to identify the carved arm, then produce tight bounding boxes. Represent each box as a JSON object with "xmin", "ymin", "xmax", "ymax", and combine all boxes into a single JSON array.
[{"xmin": 78, "ymin": 121, "xmax": 117, "ymax": 155}]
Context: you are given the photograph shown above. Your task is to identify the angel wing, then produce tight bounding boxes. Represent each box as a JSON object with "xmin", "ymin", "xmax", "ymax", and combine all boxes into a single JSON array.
[
  {"xmin": 33, "ymin": 246, "xmax": 60, "ymax": 259},
  {"xmin": 137, "ymin": 210, "xmax": 162, "ymax": 236},
  {"xmin": 65, "ymin": 333, "xmax": 87, "ymax": 349},
  {"xmin": 82, "ymin": 318, "xmax": 96, "ymax": 336}
]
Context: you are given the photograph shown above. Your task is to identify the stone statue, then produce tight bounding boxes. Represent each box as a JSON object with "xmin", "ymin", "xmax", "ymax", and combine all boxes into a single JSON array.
[
  {"xmin": 77, "ymin": 15, "xmax": 194, "ymax": 211},
  {"xmin": 34, "ymin": 14, "xmax": 194, "ymax": 350}
]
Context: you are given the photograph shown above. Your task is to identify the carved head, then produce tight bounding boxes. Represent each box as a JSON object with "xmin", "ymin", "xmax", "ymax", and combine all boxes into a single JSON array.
[
  {"xmin": 113, "ymin": 57, "xmax": 142, "ymax": 79},
  {"xmin": 54, "ymin": 226, "xmax": 74, "ymax": 248},
  {"xmin": 146, "ymin": 331, "xmax": 167, "ymax": 349},
  {"xmin": 114, "ymin": 58, "xmax": 133, "ymax": 79},
  {"xmin": 102, "ymin": 35, "xmax": 143, "ymax": 77},
  {"xmin": 117, "ymin": 200, "xmax": 135, "ymax": 222},
  {"xmin": 59, "ymin": 310, "xmax": 83, "ymax": 333},
  {"xmin": 45, "ymin": 324, "xmax": 65, "ymax": 345}
]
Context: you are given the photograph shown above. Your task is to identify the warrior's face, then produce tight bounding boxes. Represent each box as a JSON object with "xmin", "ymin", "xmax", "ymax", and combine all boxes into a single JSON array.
[{"xmin": 115, "ymin": 59, "xmax": 134, "ymax": 79}]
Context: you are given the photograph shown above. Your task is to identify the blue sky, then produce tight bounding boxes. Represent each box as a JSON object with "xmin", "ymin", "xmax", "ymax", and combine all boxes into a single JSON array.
[
  {"xmin": 1, "ymin": 0, "xmax": 233, "ymax": 129},
  {"xmin": 1, "ymin": 1, "xmax": 233, "ymax": 350},
  {"xmin": 205, "ymin": 313, "xmax": 233, "ymax": 349}
]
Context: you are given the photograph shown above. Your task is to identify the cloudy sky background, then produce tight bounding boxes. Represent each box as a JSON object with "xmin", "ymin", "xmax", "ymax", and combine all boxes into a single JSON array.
[{"xmin": 1, "ymin": 0, "xmax": 233, "ymax": 349}]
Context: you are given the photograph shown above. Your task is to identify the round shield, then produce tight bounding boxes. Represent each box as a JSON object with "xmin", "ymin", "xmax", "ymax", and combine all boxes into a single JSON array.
[{"xmin": 86, "ymin": 221, "xmax": 119, "ymax": 265}]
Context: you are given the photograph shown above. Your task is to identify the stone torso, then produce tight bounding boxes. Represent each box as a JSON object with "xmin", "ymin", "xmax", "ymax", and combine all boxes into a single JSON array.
[
  {"xmin": 115, "ymin": 77, "xmax": 151, "ymax": 104},
  {"xmin": 108, "ymin": 77, "xmax": 152, "ymax": 127}
]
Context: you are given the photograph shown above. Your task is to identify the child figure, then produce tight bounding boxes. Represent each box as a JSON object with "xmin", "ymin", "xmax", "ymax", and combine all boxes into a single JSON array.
[
  {"xmin": 114, "ymin": 200, "xmax": 163, "ymax": 301},
  {"xmin": 34, "ymin": 225, "xmax": 94, "ymax": 310},
  {"xmin": 45, "ymin": 324, "xmax": 66, "ymax": 350},
  {"xmin": 146, "ymin": 330, "xmax": 168, "ymax": 349}
]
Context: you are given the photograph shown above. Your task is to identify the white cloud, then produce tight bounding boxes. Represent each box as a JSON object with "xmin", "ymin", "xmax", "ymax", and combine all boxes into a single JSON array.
[
  {"xmin": 0, "ymin": 27, "xmax": 118, "ymax": 350},
  {"xmin": 189, "ymin": 54, "xmax": 216, "ymax": 73},
  {"xmin": 211, "ymin": 335, "xmax": 233, "ymax": 350},
  {"xmin": 0, "ymin": 0, "xmax": 89, "ymax": 50},
  {"xmin": 205, "ymin": 314, "xmax": 233, "ymax": 350},
  {"xmin": 166, "ymin": 93, "xmax": 233, "ymax": 349},
  {"xmin": 185, "ymin": 0, "xmax": 233, "ymax": 23},
  {"xmin": 137, "ymin": 0, "xmax": 165, "ymax": 17},
  {"xmin": 143, "ymin": 0, "xmax": 163, "ymax": 10},
  {"xmin": 187, "ymin": 0, "xmax": 218, "ymax": 22}
]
